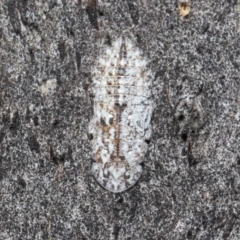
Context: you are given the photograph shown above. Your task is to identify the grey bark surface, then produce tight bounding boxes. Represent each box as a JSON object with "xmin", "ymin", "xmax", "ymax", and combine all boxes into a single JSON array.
[{"xmin": 0, "ymin": 0, "xmax": 239, "ymax": 239}]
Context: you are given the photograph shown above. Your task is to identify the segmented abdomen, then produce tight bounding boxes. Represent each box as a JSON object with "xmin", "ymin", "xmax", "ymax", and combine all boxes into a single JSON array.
[{"xmin": 89, "ymin": 36, "xmax": 153, "ymax": 192}]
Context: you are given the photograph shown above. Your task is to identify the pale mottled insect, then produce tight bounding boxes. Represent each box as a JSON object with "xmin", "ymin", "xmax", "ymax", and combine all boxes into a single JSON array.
[{"xmin": 89, "ymin": 36, "xmax": 153, "ymax": 192}]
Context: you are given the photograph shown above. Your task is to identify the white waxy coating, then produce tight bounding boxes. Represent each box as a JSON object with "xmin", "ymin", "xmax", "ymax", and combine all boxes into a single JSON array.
[{"xmin": 89, "ymin": 36, "xmax": 153, "ymax": 192}]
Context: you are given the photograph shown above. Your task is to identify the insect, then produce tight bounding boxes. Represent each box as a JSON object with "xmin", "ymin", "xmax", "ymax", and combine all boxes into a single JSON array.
[
  {"xmin": 88, "ymin": 35, "xmax": 153, "ymax": 192},
  {"xmin": 178, "ymin": 0, "xmax": 191, "ymax": 17}
]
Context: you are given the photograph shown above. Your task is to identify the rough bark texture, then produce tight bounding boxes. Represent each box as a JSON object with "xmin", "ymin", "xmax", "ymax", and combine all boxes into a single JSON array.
[{"xmin": 0, "ymin": 0, "xmax": 239, "ymax": 239}]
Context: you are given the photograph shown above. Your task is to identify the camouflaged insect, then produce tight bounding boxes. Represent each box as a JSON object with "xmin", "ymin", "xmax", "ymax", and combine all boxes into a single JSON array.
[{"xmin": 89, "ymin": 36, "xmax": 153, "ymax": 192}]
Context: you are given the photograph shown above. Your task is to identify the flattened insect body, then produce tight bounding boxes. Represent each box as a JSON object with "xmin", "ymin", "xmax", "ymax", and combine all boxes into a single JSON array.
[{"xmin": 89, "ymin": 36, "xmax": 153, "ymax": 192}]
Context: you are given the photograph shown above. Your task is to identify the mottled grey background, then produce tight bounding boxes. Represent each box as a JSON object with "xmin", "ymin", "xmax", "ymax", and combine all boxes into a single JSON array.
[{"xmin": 0, "ymin": 0, "xmax": 239, "ymax": 239}]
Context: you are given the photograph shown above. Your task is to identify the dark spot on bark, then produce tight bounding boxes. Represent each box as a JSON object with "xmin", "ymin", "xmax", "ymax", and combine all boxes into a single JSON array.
[
  {"xmin": 25, "ymin": 108, "xmax": 31, "ymax": 122},
  {"xmin": 127, "ymin": 0, "xmax": 139, "ymax": 25},
  {"xmin": 145, "ymin": 139, "xmax": 150, "ymax": 144},
  {"xmin": 76, "ymin": 51, "xmax": 81, "ymax": 69},
  {"xmin": 116, "ymin": 195, "xmax": 124, "ymax": 203},
  {"xmin": 9, "ymin": 111, "xmax": 20, "ymax": 132},
  {"xmin": 58, "ymin": 39, "xmax": 66, "ymax": 61},
  {"xmin": 49, "ymin": 0, "xmax": 58, "ymax": 10},
  {"xmin": 28, "ymin": 135, "xmax": 40, "ymax": 153},
  {"xmin": 0, "ymin": 157, "xmax": 5, "ymax": 181},
  {"xmin": 33, "ymin": 115, "xmax": 39, "ymax": 126},
  {"xmin": 68, "ymin": 28, "xmax": 75, "ymax": 37},
  {"xmin": 182, "ymin": 147, "xmax": 187, "ymax": 156},
  {"xmin": 29, "ymin": 48, "xmax": 35, "ymax": 64},
  {"xmin": 2, "ymin": 111, "xmax": 10, "ymax": 125},
  {"xmin": 154, "ymin": 69, "xmax": 167, "ymax": 82},
  {"xmin": 196, "ymin": 44, "xmax": 204, "ymax": 55},
  {"xmin": 98, "ymin": 9, "xmax": 104, "ymax": 16},
  {"xmin": 39, "ymin": 159, "xmax": 44, "ymax": 168},
  {"xmin": 222, "ymin": 218, "xmax": 235, "ymax": 239},
  {"xmin": 17, "ymin": 175, "xmax": 26, "ymax": 188},
  {"xmin": 0, "ymin": 131, "xmax": 6, "ymax": 144},
  {"xmin": 188, "ymin": 154, "xmax": 197, "ymax": 167},
  {"xmin": 181, "ymin": 132, "xmax": 188, "ymax": 141},
  {"xmin": 182, "ymin": 75, "xmax": 188, "ymax": 82},
  {"xmin": 112, "ymin": 225, "xmax": 120, "ymax": 239},
  {"xmin": 192, "ymin": 105, "xmax": 200, "ymax": 119},
  {"xmin": 201, "ymin": 21, "xmax": 209, "ymax": 34},
  {"xmin": 188, "ymin": 142, "xmax": 198, "ymax": 167},
  {"xmin": 178, "ymin": 114, "xmax": 185, "ymax": 121},
  {"xmin": 49, "ymin": 146, "xmax": 65, "ymax": 165},
  {"xmin": 67, "ymin": 145, "xmax": 73, "ymax": 161},
  {"xmin": 187, "ymin": 230, "xmax": 192, "ymax": 238},
  {"xmin": 86, "ymin": 0, "xmax": 99, "ymax": 30},
  {"xmin": 52, "ymin": 119, "xmax": 60, "ymax": 127},
  {"xmin": 17, "ymin": 0, "xmax": 28, "ymax": 25},
  {"xmin": 136, "ymin": 34, "xmax": 141, "ymax": 44},
  {"xmin": 8, "ymin": 0, "xmax": 21, "ymax": 34},
  {"xmin": 140, "ymin": 162, "xmax": 144, "ymax": 167}
]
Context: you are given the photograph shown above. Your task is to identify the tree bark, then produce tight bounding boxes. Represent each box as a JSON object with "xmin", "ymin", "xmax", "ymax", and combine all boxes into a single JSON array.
[{"xmin": 0, "ymin": 0, "xmax": 239, "ymax": 239}]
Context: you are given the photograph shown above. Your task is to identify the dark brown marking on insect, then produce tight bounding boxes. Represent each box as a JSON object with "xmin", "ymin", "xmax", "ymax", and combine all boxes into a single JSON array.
[
  {"xmin": 119, "ymin": 37, "xmax": 127, "ymax": 60},
  {"xmin": 117, "ymin": 67, "xmax": 126, "ymax": 76},
  {"xmin": 180, "ymin": 2, "xmax": 189, "ymax": 10},
  {"xmin": 102, "ymin": 124, "xmax": 111, "ymax": 131},
  {"xmin": 106, "ymin": 160, "xmax": 125, "ymax": 168},
  {"xmin": 140, "ymin": 69, "xmax": 146, "ymax": 78},
  {"xmin": 113, "ymin": 103, "xmax": 127, "ymax": 159},
  {"xmin": 109, "ymin": 117, "xmax": 113, "ymax": 125},
  {"xmin": 100, "ymin": 117, "xmax": 107, "ymax": 126},
  {"xmin": 99, "ymin": 67, "xmax": 105, "ymax": 75},
  {"xmin": 109, "ymin": 46, "xmax": 126, "ymax": 162},
  {"xmin": 117, "ymin": 38, "xmax": 127, "ymax": 76},
  {"xmin": 88, "ymin": 133, "xmax": 93, "ymax": 140},
  {"xmin": 103, "ymin": 168, "xmax": 110, "ymax": 178},
  {"xmin": 102, "ymin": 125, "xmax": 113, "ymax": 141},
  {"xmin": 124, "ymin": 172, "xmax": 130, "ymax": 179},
  {"xmin": 96, "ymin": 149, "xmax": 103, "ymax": 163}
]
